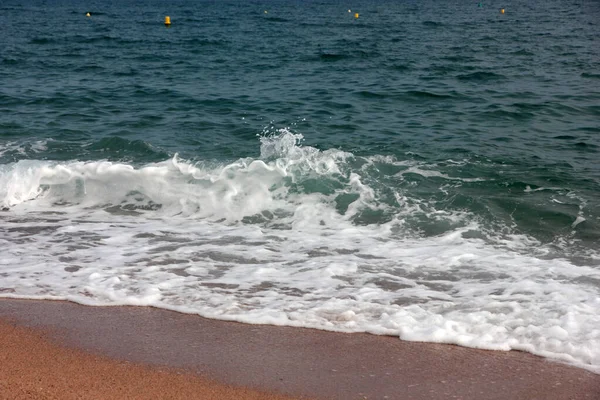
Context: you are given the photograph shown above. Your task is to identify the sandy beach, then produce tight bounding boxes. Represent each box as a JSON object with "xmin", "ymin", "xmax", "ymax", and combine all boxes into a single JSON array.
[
  {"xmin": 0, "ymin": 299, "xmax": 598, "ymax": 400},
  {"xmin": 0, "ymin": 321, "xmax": 297, "ymax": 400}
]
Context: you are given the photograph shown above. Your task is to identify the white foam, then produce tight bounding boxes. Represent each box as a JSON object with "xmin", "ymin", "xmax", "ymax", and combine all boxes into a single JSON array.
[
  {"xmin": 524, "ymin": 185, "xmax": 562, "ymax": 193},
  {"xmin": 0, "ymin": 130, "xmax": 599, "ymax": 374},
  {"xmin": 397, "ymin": 166, "xmax": 487, "ymax": 182},
  {"xmin": 572, "ymin": 216, "xmax": 586, "ymax": 228},
  {"xmin": 0, "ymin": 139, "xmax": 50, "ymax": 159}
]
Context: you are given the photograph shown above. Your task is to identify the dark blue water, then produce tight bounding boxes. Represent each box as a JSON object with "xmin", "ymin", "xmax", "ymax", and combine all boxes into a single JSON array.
[{"xmin": 1, "ymin": 0, "xmax": 600, "ymax": 372}]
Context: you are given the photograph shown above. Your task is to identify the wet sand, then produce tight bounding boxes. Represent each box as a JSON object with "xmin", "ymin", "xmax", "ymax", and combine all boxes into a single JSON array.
[
  {"xmin": 0, "ymin": 299, "xmax": 598, "ymax": 400},
  {"xmin": 0, "ymin": 321, "xmax": 298, "ymax": 400}
]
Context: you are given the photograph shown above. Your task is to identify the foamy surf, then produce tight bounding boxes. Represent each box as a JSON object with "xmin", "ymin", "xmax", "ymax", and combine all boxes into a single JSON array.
[{"xmin": 1, "ymin": 130, "xmax": 599, "ymax": 374}]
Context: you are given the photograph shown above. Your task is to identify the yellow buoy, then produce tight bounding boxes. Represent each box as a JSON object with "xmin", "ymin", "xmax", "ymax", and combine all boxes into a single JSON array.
[
  {"xmin": 86, "ymin": 12, "xmax": 91, "ymax": 17},
  {"xmin": 500, "ymin": 8, "xmax": 505, "ymax": 14},
  {"xmin": 164, "ymin": 16, "xmax": 171, "ymax": 26},
  {"xmin": 354, "ymin": 13, "xmax": 359, "ymax": 19}
]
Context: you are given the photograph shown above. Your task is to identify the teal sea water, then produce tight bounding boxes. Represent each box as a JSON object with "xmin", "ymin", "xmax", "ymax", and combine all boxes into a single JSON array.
[{"xmin": 1, "ymin": 0, "xmax": 600, "ymax": 372}]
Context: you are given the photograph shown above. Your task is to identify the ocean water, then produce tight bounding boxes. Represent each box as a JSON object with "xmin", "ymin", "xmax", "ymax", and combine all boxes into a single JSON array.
[{"xmin": 1, "ymin": 0, "xmax": 600, "ymax": 373}]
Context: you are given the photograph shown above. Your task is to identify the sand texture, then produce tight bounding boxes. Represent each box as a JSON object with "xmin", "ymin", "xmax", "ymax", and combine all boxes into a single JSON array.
[{"xmin": 0, "ymin": 299, "xmax": 598, "ymax": 400}]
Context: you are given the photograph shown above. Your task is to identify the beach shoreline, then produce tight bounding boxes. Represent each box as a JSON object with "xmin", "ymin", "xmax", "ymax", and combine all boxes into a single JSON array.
[
  {"xmin": 1, "ymin": 298, "xmax": 598, "ymax": 400},
  {"xmin": 0, "ymin": 317, "xmax": 299, "ymax": 400}
]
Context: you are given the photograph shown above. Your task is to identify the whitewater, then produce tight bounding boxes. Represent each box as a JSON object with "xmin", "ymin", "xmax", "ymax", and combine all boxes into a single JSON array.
[{"xmin": 1, "ymin": 131, "xmax": 599, "ymax": 374}]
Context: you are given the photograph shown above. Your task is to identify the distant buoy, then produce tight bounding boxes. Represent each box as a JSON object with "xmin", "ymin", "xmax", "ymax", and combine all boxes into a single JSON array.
[
  {"xmin": 264, "ymin": 10, "xmax": 268, "ymax": 14},
  {"xmin": 164, "ymin": 16, "xmax": 171, "ymax": 26},
  {"xmin": 500, "ymin": 8, "xmax": 505, "ymax": 14},
  {"xmin": 354, "ymin": 13, "xmax": 359, "ymax": 19},
  {"xmin": 86, "ymin": 12, "xmax": 91, "ymax": 17},
  {"xmin": 348, "ymin": 9, "xmax": 351, "ymax": 13}
]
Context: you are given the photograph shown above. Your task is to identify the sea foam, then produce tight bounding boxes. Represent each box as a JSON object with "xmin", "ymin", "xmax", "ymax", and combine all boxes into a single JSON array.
[{"xmin": 1, "ymin": 130, "xmax": 599, "ymax": 373}]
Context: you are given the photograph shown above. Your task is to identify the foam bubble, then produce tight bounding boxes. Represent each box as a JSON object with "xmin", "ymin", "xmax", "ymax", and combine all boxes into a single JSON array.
[{"xmin": 398, "ymin": 166, "xmax": 487, "ymax": 182}]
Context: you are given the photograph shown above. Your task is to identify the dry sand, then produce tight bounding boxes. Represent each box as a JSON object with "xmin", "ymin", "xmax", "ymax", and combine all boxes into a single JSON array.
[{"xmin": 0, "ymin": 298, "xmax": 598, "ymax": 400}]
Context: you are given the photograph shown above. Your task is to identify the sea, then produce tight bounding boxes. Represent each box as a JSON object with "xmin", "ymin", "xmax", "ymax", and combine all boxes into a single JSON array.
[{"xmin": 1, "ymin": 0, "xmax": 599, "ymax": 373}]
